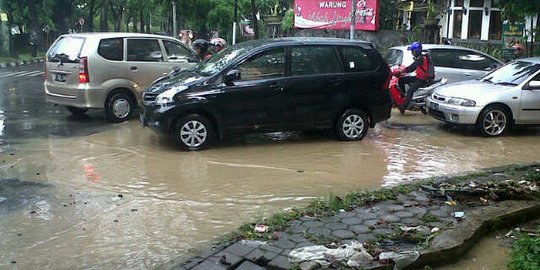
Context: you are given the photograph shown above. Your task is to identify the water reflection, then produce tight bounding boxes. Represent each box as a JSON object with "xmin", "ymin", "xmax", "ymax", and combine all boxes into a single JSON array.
[{"xmin": 0, "ymin": 107, "xmax": 539, "ymax": 269}]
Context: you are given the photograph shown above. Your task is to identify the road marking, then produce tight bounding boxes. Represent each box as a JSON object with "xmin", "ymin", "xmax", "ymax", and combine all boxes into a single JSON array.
[
  {"xmin": 13, "ymin": 71, "xmax": 42, "ymax": 77},
  {"xmin": 0, "ymin": 71, "xmax": 27, "ymax": 78},
  {"xmin": 30, "ymin": 71, "xmax": 45, "ymax": 77},
  {"xmin": 13, "ymin": 71, "xmax": 44, "ymax": 77}
]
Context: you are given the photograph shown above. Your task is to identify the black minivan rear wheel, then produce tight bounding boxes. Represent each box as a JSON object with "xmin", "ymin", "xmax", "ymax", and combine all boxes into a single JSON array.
[
  {"xmin": 335, "ymin": 109, "xmax": 369, "ymax": 141},
  {"xmin": 173, "ymin": 114, "xmax": 214, "ymax": 151}
]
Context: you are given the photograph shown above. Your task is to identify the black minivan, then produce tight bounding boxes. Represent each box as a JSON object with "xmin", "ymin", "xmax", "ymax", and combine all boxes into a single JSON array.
[{"xmin": 141, "ymin": 37, "xmax": 392, "ymax": 150}]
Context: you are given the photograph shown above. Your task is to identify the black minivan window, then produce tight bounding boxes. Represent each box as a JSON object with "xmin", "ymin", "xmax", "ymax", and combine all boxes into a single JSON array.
[
  {"xmin": 237, "ymin": 49, "xmax": 285, "ymax": 81},
  {"xmin": 47, "ymin": 36, "xmax": 85, "ymax": 63},
  {"xmin": 291, "ymin": 46, "xmax": 341, "ymax": 76},
  {"xmin": 384, "ymin": 49, "xmax": 403, "ymax": 66},
  {"xmin": 340, "ymin": 47, "xmax": 377, "ymax": 72},
  {"xmin": 98, "ymin": 38, "xmax": 123, "ymax": 61},
  {"xmin": 127, "ymin": 39, "xmax": 163, "ymax": 62}
]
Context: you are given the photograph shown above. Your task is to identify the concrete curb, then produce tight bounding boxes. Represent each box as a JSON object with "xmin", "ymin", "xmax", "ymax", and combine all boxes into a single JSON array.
[
  {"xmin": 408, "ymin": 200, "xmax": 540, "ymax": 269},
  {"xmin": 0, "ymin": 58, "xmax": 44, "ymax": 69}
]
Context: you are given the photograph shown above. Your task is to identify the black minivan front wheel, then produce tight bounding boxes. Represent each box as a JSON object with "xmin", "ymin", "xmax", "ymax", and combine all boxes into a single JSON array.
[
  {"xmin": 335, "ymin": 109, "xmax": 369, "ymax": 141},
  {"xmin": 105, "ymin": 92, "xmax": 135, "ymax": 123},
  {"xmin": 173, "ymin": 114, "xmax": 214, "ymax": 151}
]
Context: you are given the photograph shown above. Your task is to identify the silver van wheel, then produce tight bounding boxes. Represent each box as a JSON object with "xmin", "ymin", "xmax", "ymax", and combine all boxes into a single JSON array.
[
  {"xmin": 113, "ymin": 98, "xmax": 131, "ymax": 119},
  {"xmin": 180, "ymin": 120, "xmax": 207, "ymax": 148},
  {"xmin": 106, "ymin": 92, "xmax": 135, "ymax": 123},
  {"xmin": 476, "ymin": 105, "xmax": 510, "ymax": 137}
]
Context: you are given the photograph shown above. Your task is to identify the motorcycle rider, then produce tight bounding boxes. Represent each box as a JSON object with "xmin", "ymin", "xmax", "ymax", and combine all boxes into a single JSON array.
[
  {"xmin": 210, "ymin": 38, "xmax": 227, "ymax": 53},
  {"xmin": 397, "ymin": 41, "xmax": 435, "ymax": 113},
  {"xmin": 192, "ymin": 39, "xmax": 212, "ymax": 61}
]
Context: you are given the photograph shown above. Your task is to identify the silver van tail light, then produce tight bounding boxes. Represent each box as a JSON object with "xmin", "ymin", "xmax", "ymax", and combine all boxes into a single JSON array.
[{"xmin": 79, "ymin": 57, "xmax": 90, "ymax": 83}]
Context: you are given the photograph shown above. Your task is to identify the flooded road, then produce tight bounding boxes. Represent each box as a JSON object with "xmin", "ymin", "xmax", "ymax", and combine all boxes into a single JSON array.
[{"xmin": 1, "ymin": 64, "xmax": 539, "ymax": 269}]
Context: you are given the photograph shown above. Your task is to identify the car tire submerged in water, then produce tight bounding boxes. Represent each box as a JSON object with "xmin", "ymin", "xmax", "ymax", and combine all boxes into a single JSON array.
[
  {"xmin": 66, "ymin": 106, "xmax": 88, "ymax": 116},
  {"xmin": 335, "ymin": 109, "xmax": 369, "ymax": 141},
  {"xmin": 476, "ymin": 105, "xmax": 511, "ymax": 137},
  {"xmin": 105, "ymin": 92, "xmax": 135, "ymax": 123},
  {"xmin": 173, "ymin": 114, "xmax": 214, "ymax": 151}
]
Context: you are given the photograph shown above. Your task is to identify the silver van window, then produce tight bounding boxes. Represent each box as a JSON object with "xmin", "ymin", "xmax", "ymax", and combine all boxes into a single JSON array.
[
  {"xmin": 127, "ymin": 39, "xmax": 163, "ymax": 62},
  {"xmin": 98, "ymin": 38, "xmax": 123, "ymax": 61},
  {"xmin": 163, "ymin": 40, "xmax": 192, "ymax": 60},
  {"xmin": 47, "ymin": 36, "xmax": 85, "ymax": 63}
]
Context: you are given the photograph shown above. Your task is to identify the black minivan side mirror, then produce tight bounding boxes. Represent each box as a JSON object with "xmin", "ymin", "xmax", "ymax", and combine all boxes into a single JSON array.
[
  {"xmin": 187, "ymin": 54, "xmax": 200, "ymax": 63},
  {"xmin": 224, "ymin": 69, "xmax": 241, "ymax": 86}
]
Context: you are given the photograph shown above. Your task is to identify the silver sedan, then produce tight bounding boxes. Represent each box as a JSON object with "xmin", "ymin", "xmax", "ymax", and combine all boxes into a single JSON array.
[{"xmin": 426, "ymin": 57, "xmax": 540, "ymax": 136}]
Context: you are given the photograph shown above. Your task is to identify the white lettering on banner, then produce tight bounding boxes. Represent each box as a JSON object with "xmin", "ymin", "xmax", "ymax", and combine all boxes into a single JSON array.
[{"xmin": 319, "ymin": 1, "xmax": 347, "ymax": 9}]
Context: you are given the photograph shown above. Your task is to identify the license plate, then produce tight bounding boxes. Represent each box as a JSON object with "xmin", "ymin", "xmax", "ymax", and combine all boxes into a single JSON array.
[
  {"xmin": 54, "ymin": 73, "xmax": 66, "ymax": 82},
  {"xmin": 429, "ymin": 102, "xmax": 439, "ymax": 110}
]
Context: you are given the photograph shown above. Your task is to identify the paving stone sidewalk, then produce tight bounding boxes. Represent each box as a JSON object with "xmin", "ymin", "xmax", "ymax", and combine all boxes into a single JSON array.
[{"xmin": 172, "ymin": 165, "xmax": 540, "ymax": 270}]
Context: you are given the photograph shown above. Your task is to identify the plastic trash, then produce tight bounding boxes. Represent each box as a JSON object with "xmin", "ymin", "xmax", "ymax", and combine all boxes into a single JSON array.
[
  {"xmin": 289, "ymin": 241, "xmax": 373, "ymax": 268},
  {"xmin": 454, "ymin": 212, "xmax": 465, "ymax": 218},
  {"xmin": 254, "ymin": 224, "xmax": 268, "ymax": 233},
  {"xmin": 378, "ymin": 251, "xmax": 420, "ymax": 270}
]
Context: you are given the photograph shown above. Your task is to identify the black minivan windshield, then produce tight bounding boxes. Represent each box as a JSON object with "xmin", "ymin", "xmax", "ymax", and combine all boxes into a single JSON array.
[
  {"xmin": 47, "ymin": 36, "xmax": 85, "ymax": 63},
  {"xmin": 196, "ymin": 46, "xmax": 252, "ymax": 76}
]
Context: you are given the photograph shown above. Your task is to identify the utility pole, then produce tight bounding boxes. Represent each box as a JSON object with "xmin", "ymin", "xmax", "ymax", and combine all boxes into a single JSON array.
[
  {"xmin": 172, "ymin": 1, "xmax": 177, "ymax": 37},
  {"xmin": 233, "ymin": 0, "xmax": 238, "ymax": 45},
  {"xmin": 350, "ymin": 0, "xmax": 356, "ymax": 40}
]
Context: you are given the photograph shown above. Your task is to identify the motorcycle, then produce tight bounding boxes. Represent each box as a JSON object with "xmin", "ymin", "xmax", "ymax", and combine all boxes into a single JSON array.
[{"xmin": 389, "ymin": 66, "xmax": 447, "ymax": 114}]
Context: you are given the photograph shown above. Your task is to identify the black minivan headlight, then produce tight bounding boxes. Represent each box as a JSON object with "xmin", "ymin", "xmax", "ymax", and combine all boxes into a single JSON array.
[{"xmin": 155, "ymin": 85, "xmax": 188, "ymax": 105}]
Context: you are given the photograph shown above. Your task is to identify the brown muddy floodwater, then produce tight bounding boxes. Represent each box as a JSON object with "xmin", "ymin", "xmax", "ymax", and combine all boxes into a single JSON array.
[{"xmin": 0, "ymin": 111, "xmax": 539, "ymax": 269}]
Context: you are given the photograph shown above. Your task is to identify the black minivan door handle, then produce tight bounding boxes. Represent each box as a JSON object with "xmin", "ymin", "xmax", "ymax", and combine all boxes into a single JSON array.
[
  {"xmin": 328, "ymin": 77, "xmax": 342, "ymax": 86},
  {"xmin": 269, "ymin": 83, "xmax": 284, "ymax": 92}
]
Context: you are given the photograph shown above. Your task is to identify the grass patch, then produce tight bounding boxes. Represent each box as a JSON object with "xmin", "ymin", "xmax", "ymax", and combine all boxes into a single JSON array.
[
  {"xmin": 508, "ymin": 228, "xmax": 540, "ymax": 270},
  {"xmin": 420, "ymin": 213, "xmax": 440, "ymax": 223}
]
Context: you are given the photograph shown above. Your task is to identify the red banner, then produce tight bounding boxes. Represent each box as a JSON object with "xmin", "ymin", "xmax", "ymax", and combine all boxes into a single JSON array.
[{"xmin": 294, "ymin": 0, "xmax": 379, "ymax": 31}]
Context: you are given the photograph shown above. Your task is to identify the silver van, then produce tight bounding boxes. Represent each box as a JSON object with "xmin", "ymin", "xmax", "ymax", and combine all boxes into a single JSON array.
[{"xmin": 44, "ymin": 33, "xmax": 198, "ymax": 122}]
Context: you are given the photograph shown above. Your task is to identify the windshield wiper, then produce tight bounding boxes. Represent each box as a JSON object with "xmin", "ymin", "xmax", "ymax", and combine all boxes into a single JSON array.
[
  {"xmin": 495, "ymin": 82, "xmax": 518, "ymax": 86},
  {"xmin": 481, "ymin": 77, "xmax": 493, "ymax": 83}
]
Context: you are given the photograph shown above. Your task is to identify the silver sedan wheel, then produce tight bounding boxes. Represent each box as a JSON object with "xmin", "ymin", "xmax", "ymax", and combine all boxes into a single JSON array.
[
  {"xmin": 180, "ymin": 120, "xmax": 208, "ymax": 148},
  {"xmin": 482, "ymin": 109, "xmax": 507, "ymax": 136},
  {"xmin": 342, "ymin": 114, "xmax": 365, "ymax": 139},
  {"xmin": 112, "ymin": 98, "xmax": 131, "ymax": 119}
]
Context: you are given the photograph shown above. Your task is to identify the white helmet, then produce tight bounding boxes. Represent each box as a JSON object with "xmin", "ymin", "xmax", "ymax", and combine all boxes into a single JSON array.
[{"xmin": 210, "ymin": 38, "xmax": 227, "ymax": 47}]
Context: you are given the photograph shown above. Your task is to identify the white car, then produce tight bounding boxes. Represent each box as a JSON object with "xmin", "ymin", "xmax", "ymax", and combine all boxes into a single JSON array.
[
  {"xmin": 385, "ymin": 44, "xmax": 503, "ymax": 84},
  {"xmin": 426, "ymin": 57, "xmax": 540, "ymax": 136}
]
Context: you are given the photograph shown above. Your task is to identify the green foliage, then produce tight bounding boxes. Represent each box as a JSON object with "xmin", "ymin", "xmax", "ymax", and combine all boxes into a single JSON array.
[
  {"xmin": 500, "ymin": 0, "xmax": 540, "ymax": 23},
  {"xmin": 379, "ymin": 0, "xmax": 398, "ymax": 30},
  {"xmin": 281, "ymin": 9, "xmax": 294, "ymax": 32},
  {"xmin": 508, "ymin": 230, "xmax": 540, "ymax": 270}
]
